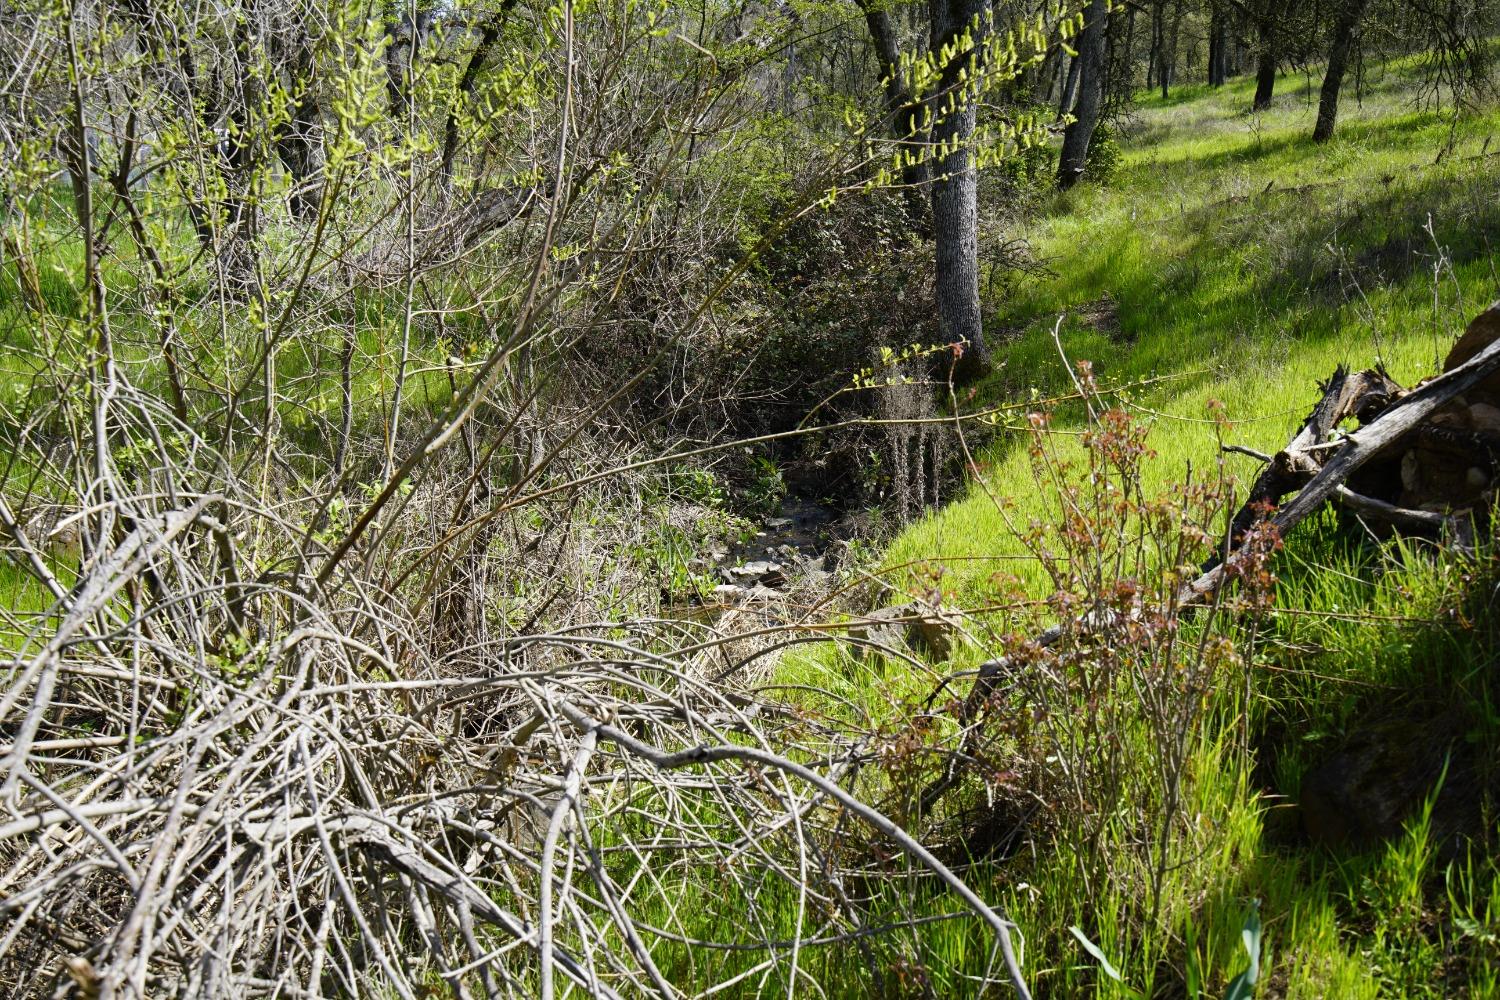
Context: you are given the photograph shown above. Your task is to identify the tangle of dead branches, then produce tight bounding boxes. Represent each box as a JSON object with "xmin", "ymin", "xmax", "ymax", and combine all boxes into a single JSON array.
[{"xmin": 0, "ymin": 369, "xmax": 1034, "ymax": 998}]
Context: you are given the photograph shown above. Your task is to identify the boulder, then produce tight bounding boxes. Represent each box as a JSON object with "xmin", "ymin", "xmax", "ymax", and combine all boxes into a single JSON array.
[
  {"xmin": 847, "ymin": 603, "xmax": 961, "ymax": 660},
  {"xmin": 909, "ymin": 606, "xmax": 961, "ymax": 659},
  {"xmin": 1392, "ymin": 303, "xmax": 1500, "ymax": 511},
  {"xmin": 1397, "ymin": 402, "xmax": 1500, "ymax": 511},
  {"xmin": 846, "ymin": 605, "xmax": 908, "ymax": 654},
  {"xmin": 1299, "ymin": 712, "xmax": 1480, "ymax": 856},
  {"xmin": 1444, "ymin": 299, "xmax": 1500, "ymax": 403}
]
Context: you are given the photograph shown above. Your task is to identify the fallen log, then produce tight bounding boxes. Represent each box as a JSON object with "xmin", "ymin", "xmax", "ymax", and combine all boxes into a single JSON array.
[
  {"xmin": 1220, "ymin": 445, "xmax": 1456, "ymax": 533},
  {"xmin": 1332, "ymin": 486, "xmax": 1454, "ymax": 533},
  {"xmin": 1227, "ymin": 310, "xmax": 1500, "ymax": 558},
  {"xmin": 920, "ymin": 301, "xmax": 1500, "ymax": 814},
  {"xmin": 1216, "ymin": 365, "xmax": 1402, "ymax": 559}
]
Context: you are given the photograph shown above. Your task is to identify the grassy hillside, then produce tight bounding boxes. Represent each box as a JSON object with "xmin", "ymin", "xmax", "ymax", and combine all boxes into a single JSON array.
[
  {"xmin": 804, "ymin": 62, "xmax": 1500, "ymax": 997},
  {"xmin": 891, "ymin": 60, "xmax": 1500, "ymax": 597}
]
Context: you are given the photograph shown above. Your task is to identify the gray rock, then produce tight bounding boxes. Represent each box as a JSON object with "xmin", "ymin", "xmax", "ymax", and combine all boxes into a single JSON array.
[
  {"xmin": 847, "ymin": 603, "xmax": 961, "ymax": 660},
  {"xmin": 800, "ymin": 569, "xmax": 833, "ymax": 590},
  {"xmin": 711, "ymin": 583, "xmax": 783, "ymax": 604},
  {"xmin": 728, "ymin": 560, "xmax": 786, "ymax": 586},
  {"xmin": 847, "ymin": 610, "xmax": 908, "ymax": 655},
  {"xmin": 909, "ymin": 607, "xmax": 960, "ymax": 659}
]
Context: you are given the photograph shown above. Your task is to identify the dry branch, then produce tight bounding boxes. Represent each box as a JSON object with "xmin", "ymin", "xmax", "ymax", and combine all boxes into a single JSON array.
[{"xmin": 923, "ymin": 304, "xmax": 1500, "ymax": 813}]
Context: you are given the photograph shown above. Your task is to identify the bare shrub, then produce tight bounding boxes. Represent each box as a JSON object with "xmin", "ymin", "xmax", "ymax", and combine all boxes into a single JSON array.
[
  {"xmin": 907, "ymin": 365, "xmax": 1279, "ymax": 975},
  {"xmin": 0, "ymin": 0, "xmax": 1058, "ymax": 995}
]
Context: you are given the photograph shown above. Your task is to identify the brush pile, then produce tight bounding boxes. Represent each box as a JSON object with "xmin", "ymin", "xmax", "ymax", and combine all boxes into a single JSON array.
[
  {"xmin": 0, "ymin": 406, "xmax": 1031, "ymax": 998},
  {"xmin": 1227, "ymin": 300, "xmax": 1500, "ymax": 547}
]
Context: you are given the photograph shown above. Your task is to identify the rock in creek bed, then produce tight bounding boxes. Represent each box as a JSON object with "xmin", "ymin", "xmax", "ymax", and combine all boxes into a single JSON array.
[{"xmin": 846, "ymin": 603, "xmax": 962, "ymax": 661}]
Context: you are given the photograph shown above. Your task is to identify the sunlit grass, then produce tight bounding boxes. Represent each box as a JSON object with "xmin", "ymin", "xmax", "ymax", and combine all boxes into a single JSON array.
[
  {"xmin": 775, "ymin": 56, "xmax": 1500, "ymax": 996},
  {"xmin": 885, "ymin": 65, "xmax": 1500, "ymax": 606}
]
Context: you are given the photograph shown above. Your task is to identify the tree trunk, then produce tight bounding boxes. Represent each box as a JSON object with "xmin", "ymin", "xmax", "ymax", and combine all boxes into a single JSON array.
[
  {"xmin": 1313, "ymin": 0, "xmax": 1371, "ymax": 141},
  {"xmin": 1044, "ymin": 45, "xmax": 1065, "ymax": 104},
  {"xmin": 441, "ymin": 7, "xmax": 515, "ymax": 181},
  {"xmin": 1212, "ymin": 11, "xmax": 1224, "ymax": 83},
  {"xmin": 1146, "ymin": 2, "xmax": 1161, "ymax": 90},
  {"xmin": 1207, "ymin": 19, "xmax": 1220, "ymax": 85},
  {"xmin": 1059, "ymin": 51, "xmax": 1082, "ymax": 117},
  {"xmin": 386, "ymin": 11, "xmax": 434, "ymax": 116},
  {"xmin": 857, "ymin": 0, "xmax": 930, "ymax": 228},
  {"xmin": 1252, "ymin": 16, "xmax": 1277, "ymax": 109},
  {"xmin": 274, "ymin": 37, "xmax": 322, "ymax": 219},
  {"xmin": 1208, "ymin": 4, "xmax": 1226, "ymax": 85},
  {"xmin": 217, "ymin": 17, "xmax": 258, "ymax": 285},
  {"xmin": 119, "ymin": 0, "xmax": 249, "ymax": 259},
  {"xmin": 1057, "ymin": 0, "xmax": 1109, "ymax": 190},
  {"xmin": 1162, "ymin": 0, "xmax": 1182, "ymax": 99},
  {"xmin": 928, "ymin": 0, "xmax": 992, "ymax": 381}
]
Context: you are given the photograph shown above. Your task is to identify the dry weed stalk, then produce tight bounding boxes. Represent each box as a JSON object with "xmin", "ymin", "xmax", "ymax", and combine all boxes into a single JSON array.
[{"xmin": 0, "ymin": 372, "xmax": 1036, "ymax": 997}]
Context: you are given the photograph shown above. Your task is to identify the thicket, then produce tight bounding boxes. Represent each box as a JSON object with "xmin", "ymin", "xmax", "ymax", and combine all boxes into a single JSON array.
[
  {"xmin": 0, "ymin": 0, "xmax": 1063, "ymax": 994},
  {"xmin": 2, "ymin": 0, "xmax": 1500, "ymax": 994}
]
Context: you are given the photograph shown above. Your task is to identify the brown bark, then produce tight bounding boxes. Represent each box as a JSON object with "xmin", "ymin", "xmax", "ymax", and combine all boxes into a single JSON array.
[
  {"xmin": 1313, "ymin": 0, "xmax": 1372, "ymax": 141},
  {"xmin": 1057, "ymin": 0, "xmax": 1109, "ymax": 189}
]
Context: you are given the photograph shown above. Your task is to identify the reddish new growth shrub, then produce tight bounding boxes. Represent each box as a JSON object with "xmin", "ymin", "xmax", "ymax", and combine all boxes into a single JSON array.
[{"xmin": 908, "ymin": 361, "xmax": 1282, "ymax": 947}]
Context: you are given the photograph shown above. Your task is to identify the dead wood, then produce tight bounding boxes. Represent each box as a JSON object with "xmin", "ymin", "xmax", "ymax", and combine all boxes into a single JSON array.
[
  {"xmin": 1217, "ymin": 365, "xmax": 1401, "ymax": 558},
  {"xmin": 921, "ymin": 305, "xmax": 1500, "ymax": 815},
  {"xmin": 1333, "ymin": 486, "xmax": 1455, "ymax": 532}
]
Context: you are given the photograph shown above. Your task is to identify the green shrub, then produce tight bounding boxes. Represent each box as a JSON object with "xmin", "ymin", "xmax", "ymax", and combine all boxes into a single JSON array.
[{"xmin": 1085, "ymin": 121, "xmax": 1123, "ymax": 185}]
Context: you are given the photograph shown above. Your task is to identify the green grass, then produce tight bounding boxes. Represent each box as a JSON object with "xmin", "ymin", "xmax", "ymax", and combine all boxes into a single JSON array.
[
  {"xmin": 761, "ymin": 61, "xmax": 1500, "ymax": 997},
  {"xmin": 891, "ymin": 69, "xmax": 1500, "ymax": 606},
  {"xmin": 0, "ymin": 191, "xmax": 485, "ymax": 483},
  {"xmin": 7, "ymin": 52, "xmax": 1499, "ymax": 997}
]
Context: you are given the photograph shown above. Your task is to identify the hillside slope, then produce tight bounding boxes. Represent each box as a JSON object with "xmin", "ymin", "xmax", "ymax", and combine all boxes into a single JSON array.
[
  {"xmin": 892, "ymin": 61, "xmax": 1500, "ymax": 596},
  {"xmin": 847, "ymin": 64, "xmax": 1500, "ymax": 997}
]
